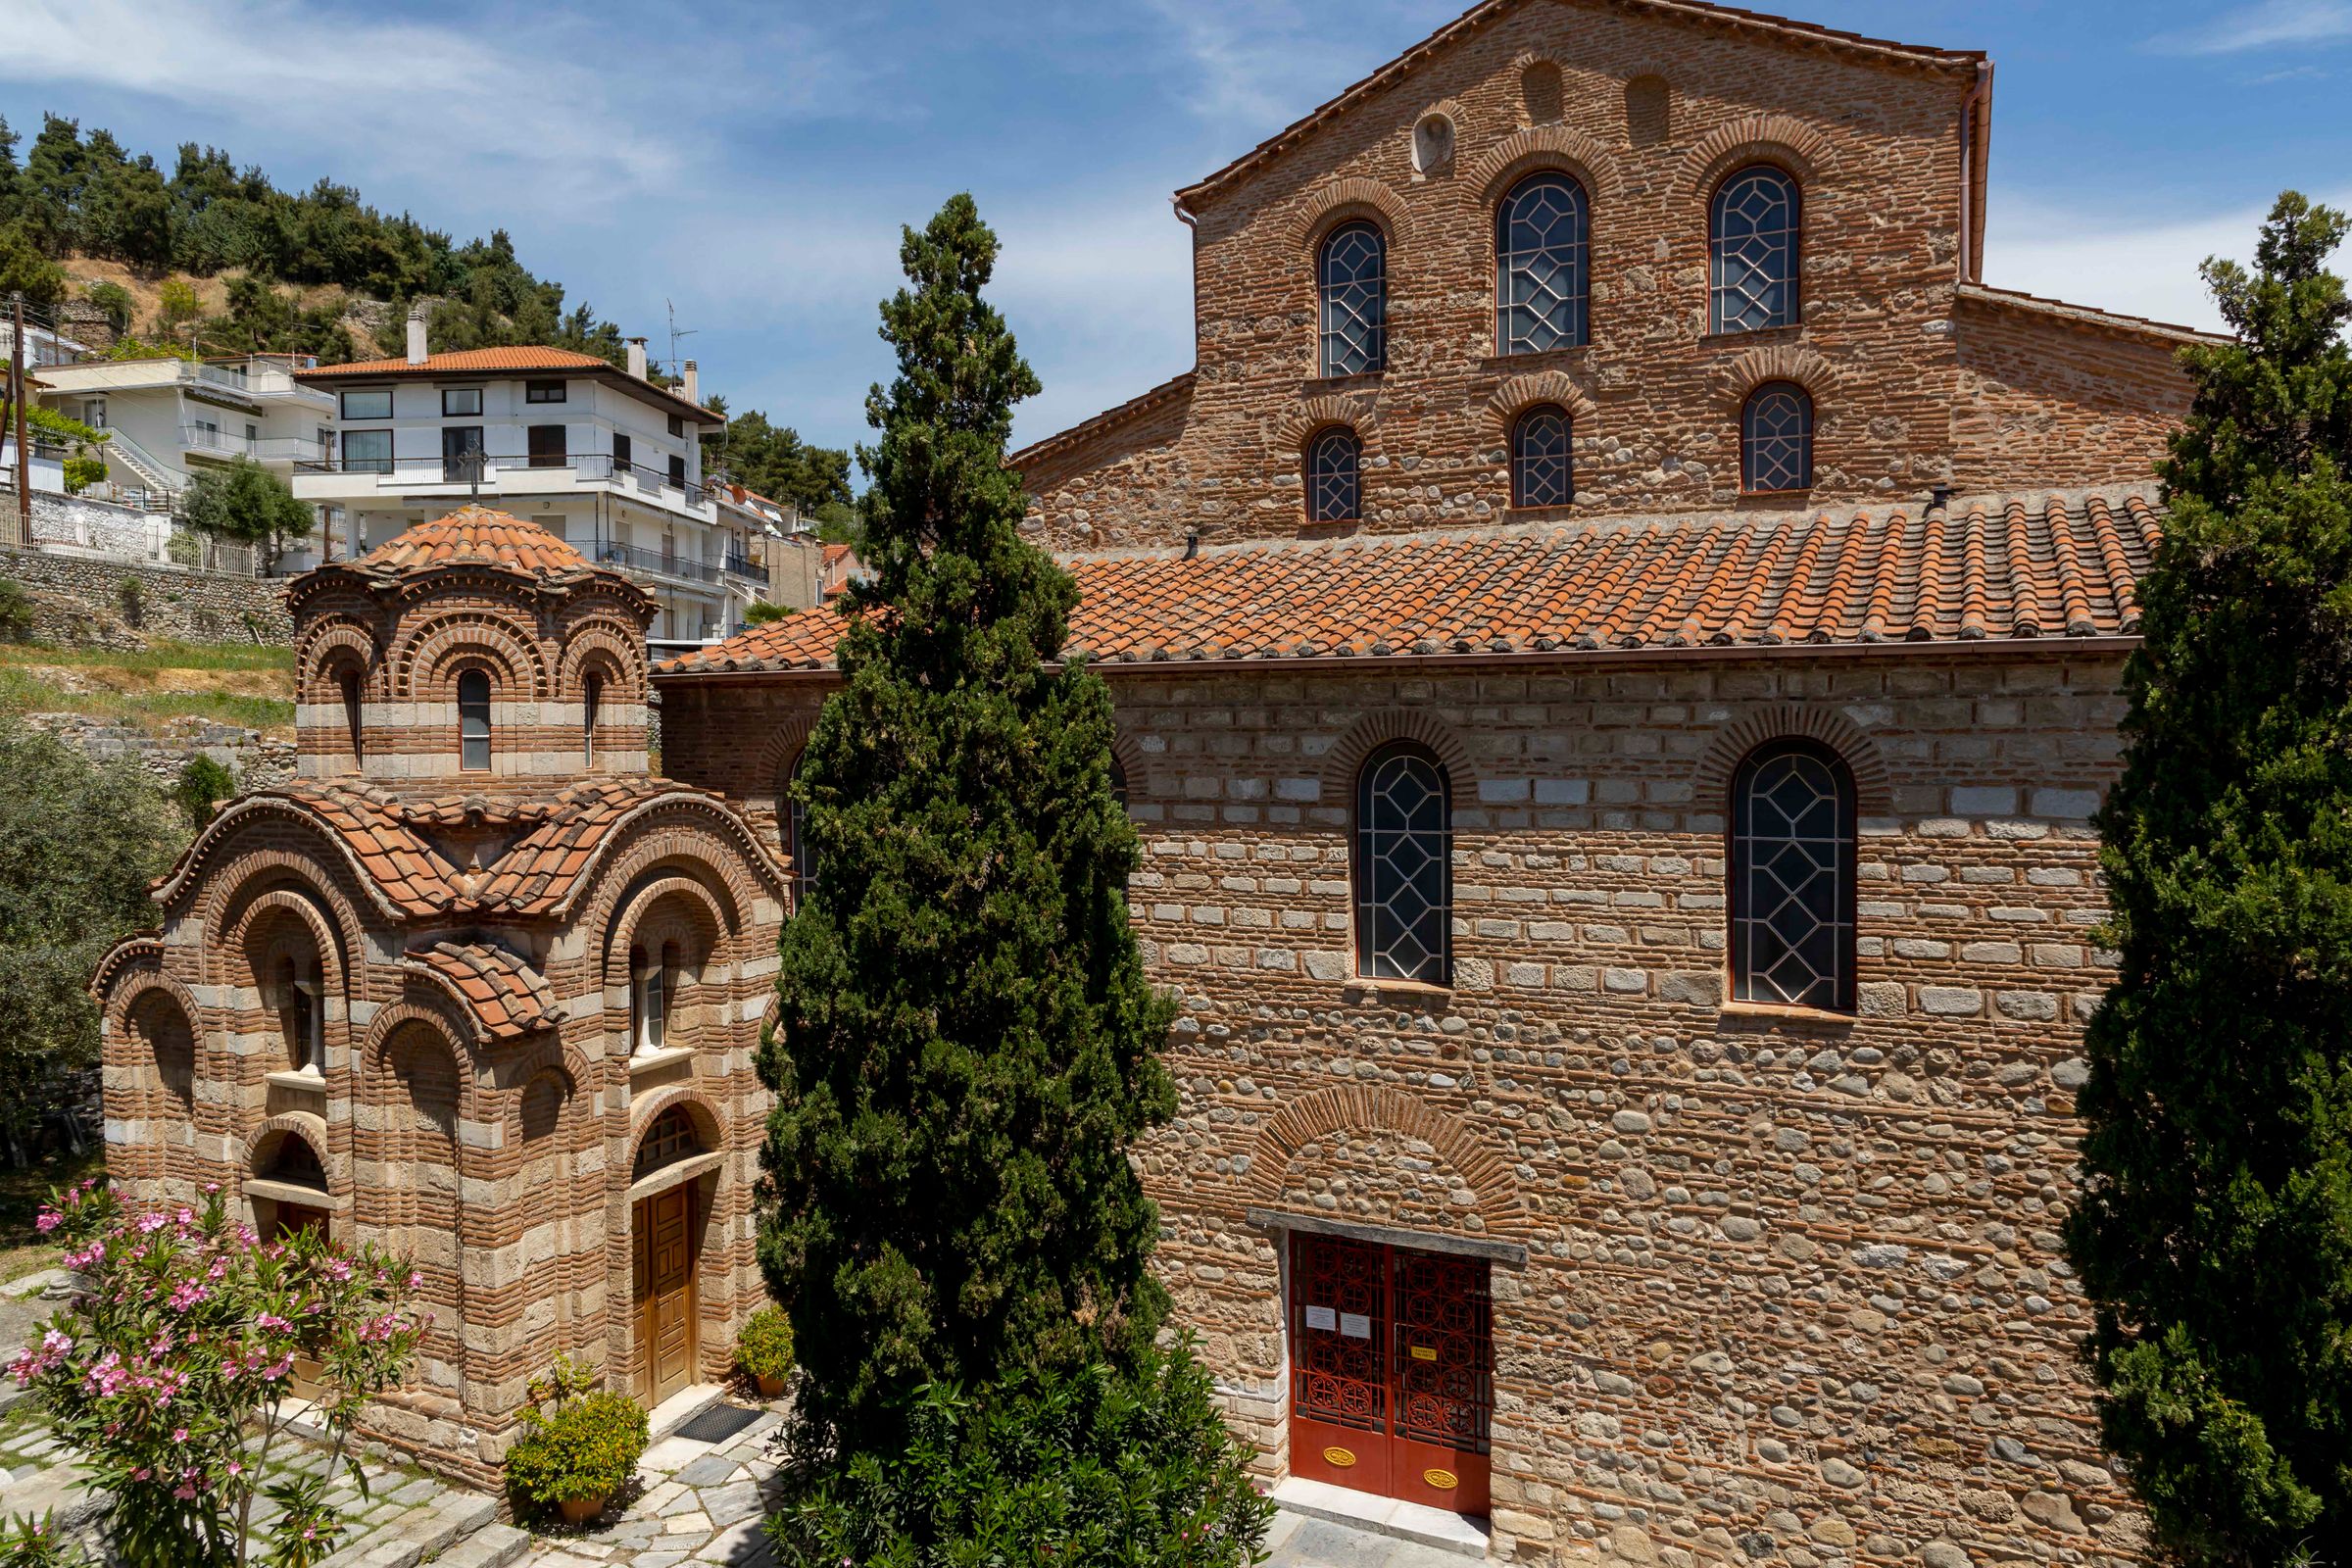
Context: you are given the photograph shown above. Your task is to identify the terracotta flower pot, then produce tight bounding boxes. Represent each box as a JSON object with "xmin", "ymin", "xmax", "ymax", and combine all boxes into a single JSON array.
[
  {"xmin": 559, "ymin": 1494, "xmax": 608, "ymax": 1526},
  {"xmin": 756, "ymin": 1372, "xmax": 785, "ymax": 1398}
]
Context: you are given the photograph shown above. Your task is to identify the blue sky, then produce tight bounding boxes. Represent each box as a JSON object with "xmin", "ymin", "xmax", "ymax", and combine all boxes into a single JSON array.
[{"xmin": 5, "ymin": 0, "xmax": 2349, "ymax": 462}]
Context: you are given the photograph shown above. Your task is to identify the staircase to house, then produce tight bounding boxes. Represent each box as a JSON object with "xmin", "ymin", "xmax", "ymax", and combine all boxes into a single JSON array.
[{"xmin": 99, "ymin": 429, "xmax": 183, "ymax": 512}]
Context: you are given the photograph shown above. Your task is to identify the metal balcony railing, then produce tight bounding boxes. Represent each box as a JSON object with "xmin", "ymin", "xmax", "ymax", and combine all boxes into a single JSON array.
[
  {"xmin": 180, "ymin": 425, "xmax": 329, "ymax": 463},
  {"xmin": 595, "ymin": 540, "xmax": 731, "ymax": 586},
  {"xmin": 294, "ymin": 451, "xmax": 705, "ymax": 508}
]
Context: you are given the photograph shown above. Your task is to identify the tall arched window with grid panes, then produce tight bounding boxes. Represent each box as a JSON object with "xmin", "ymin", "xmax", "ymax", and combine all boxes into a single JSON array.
[
  {"xmin": 1306, "ymin": 427, "xmax": 1361, "ymax": 523},
  {"xmin": 1729, "ymin": 738, "xmax": 1855, "ymax": 1011},
  {"xmin": 1710, "ymin": 165, "xmax": 1799, "ymax": 334},
  {"xmin": 1510, "ymin": 404, "xmax": 1573, "ymax": 508},
  {"xmin": 1353, "ymin": 742, "xmax": 1451, "ymax": 985},
  {"xmin": 1740, "ymin": 381, "xmax": 1813, "ymax": 493},
  {"xmin": 1317, "ymin": 221, "xmax": 1387, "ymax": 377},
  {"xmin": 1495, "ymin": 172, "xmax": 1589, "ymax": 354}
]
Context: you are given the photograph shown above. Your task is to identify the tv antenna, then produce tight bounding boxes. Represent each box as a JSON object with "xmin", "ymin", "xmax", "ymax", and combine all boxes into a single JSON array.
[{"xmin": 665, "ymin": 299, "xmax": 696, "ymax": 380}]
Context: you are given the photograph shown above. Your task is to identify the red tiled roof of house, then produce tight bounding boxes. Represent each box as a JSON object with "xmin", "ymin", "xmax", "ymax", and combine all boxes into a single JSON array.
[
  {"xmin": 402, "ymin": 942, "xmax": 562, "ymax": 1041},
  {"xmin": 350, "ymin": 505, "xmax": 588, "ymax": 578},
  {"xmin": 657, "ymin": 489, "xmax": 2159, "ymax": 676},
  {"xmin": 298, "ymin": 346, "xmax": 616, "ymax": 377}
]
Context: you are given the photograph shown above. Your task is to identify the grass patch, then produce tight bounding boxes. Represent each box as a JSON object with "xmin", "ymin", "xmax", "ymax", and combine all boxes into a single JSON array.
[
  {"xmin": 0, "ymin": 1147, "xmax": 102, "ymax": 1285},
  {"xmin": 0, "ymin": 665, "xmax": 295, "ymax": 733},
  {"xmin": 0, "ymin": 640, "xmax": 293, "ymax": 674}
]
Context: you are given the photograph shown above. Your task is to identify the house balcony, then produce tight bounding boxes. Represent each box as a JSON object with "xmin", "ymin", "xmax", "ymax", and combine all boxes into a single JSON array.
[
  {"xmin": 180, "ymin": 425, "xmax": 332, "ymax": 466},
  {"xmin": 593, "ymin": 539, "xmax": 765, "ymax": 591},
  {"xmin": 289, "ymin": 452, "xmax": 717, "ymax": 524}
]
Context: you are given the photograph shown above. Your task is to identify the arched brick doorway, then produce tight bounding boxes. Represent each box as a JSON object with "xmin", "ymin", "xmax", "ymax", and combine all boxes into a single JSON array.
[{"xmin": 629, "ymin": 1103, "xmax": 710, "ymax": 1407}]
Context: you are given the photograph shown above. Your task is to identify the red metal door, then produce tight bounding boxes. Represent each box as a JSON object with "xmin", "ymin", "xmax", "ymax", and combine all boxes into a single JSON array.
[{"xmin": 1288, "ymin": 1234, "xmax": 1492, "ymax": 1513}]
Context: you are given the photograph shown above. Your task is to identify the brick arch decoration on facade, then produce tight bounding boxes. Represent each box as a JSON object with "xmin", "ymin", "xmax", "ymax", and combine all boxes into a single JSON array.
[
  {"xmin": 1690, "ymin": 704, "xmax": 1893, "ymax": 816},
  {"xmin": 1274, "ymin": 393, "xmax": 1382, "ymax": 455},
  {"xmin": 1405, "ymin": 98, "xmax": 1464, "ymax": 180},
  {"xmin": 1109, "ymin": 730, "xmax": 1148, "ymax": 801},
  {"xmin": 389, "ymin": 610, "xmax": 549, "ymax": 703},
  {"xmin": 1488, "ymin": 369, "xmax": 1597, "ymax": 435},
  {"xmin": 247, "ymin": 1111, "xmax": 343, "ymax": 1194},
  {"xmin": 622, "ymin": 1085, "xmax": 727, "ymax": 1179},
  {"xmin": 1711, "ymin": 344, "xmax": 1842, "ymax": 416},
  {"xmin": 1510, "ymin": 52, "xmax": 1565, "ymax": 126},
  {"xmin": 295, "ymin": 617, "xmax": 386, "ymax": 704},
  {"xmin": 559, "ymin": 617, "xmax": 651, "ymax": 702},
  {"xmin": 1243, "ymin": 1084, "xmax": 1533, "ymax": 1240},
  {"xmin": 1294, "ymin": 176, "xmax": 1413, "ymax": 254},
  {"xmin": 559, "ymin": 796, "xmax": 790, "ymax": 935},
  {"xmin": 220, "ymin": 884, "xmax": 357, "ymax": 1036},
  {"xmin": 360, "ymin": 1003, "xmax": 485, "ymax": 1121},
  {"xmin": 96, "ymin": 959, "xmax": 204, "ymax": 1187},
  {"xmin": 1683, "ymin": 113, "xmax": 1834, "ymax": 198},
  {"xmin": 1467, "ymin": 122, "xmax": 1621, "ymax": 208},
  {"xmin": 1318, "ymin": 708, "xmax": 1478, "ymax": 801},
  {"xmin": 170, "ymin": 811, "xmax": 393, "ymax": 932},
  {"xmin": 602, "ymin": 871, "xmax": 738, "ymax": 1056}
]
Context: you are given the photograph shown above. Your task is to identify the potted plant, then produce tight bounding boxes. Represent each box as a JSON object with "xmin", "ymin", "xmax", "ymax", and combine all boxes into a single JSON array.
[
  {"xmin": 734, "ymin": 1304, "xmax": 795, "ymax": 1397},
  {"xmin": 503, "ymin": 1355, "xmax": 650, "ymax": 1526}
]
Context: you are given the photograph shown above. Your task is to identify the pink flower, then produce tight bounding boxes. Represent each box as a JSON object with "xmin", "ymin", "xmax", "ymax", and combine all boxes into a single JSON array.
[
  {"xmin": 33, "ymin": 1211, "xmax": 59, "ymax": 1234},
  {"xmin": 172, "ymin": 1428, "xmax": 188, "ymax": 1444}
]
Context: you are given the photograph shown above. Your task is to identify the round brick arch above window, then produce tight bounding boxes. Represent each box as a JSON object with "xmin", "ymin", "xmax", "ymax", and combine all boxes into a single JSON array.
[
  {"xmin": 1467, "ymin": 123, "xmax": 1622, "ymax": 207},
  {"xmin": 1244, "ymin": 1084, "xmax": 1534, "ymax": 1242},
  {"xmin": 1293, "ymin": 176, "xmax": 1413, "ymax": 255},
  {"xmin": 1691, "ymin": 704, "xmax": 1892, "ymax": 818},
  {"xmin": 1318, "ymin": 710, "xmax": 1477, "ymax": 802},
  {"xmin": 1682, "ymin": 114, "xmax": 1834, "ymax": 200}
]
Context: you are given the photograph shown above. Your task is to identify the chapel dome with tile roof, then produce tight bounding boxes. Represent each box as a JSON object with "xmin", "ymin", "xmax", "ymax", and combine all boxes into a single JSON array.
[{"xmin": 286, "ymin": 505, "xmax": 657, "ymax": 787}]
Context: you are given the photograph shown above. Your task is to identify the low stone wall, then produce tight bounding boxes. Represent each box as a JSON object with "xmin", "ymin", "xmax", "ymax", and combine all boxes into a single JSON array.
[
  {"xmin": 2, "ymin": 541, "xmax": 292, "ymax": 645},
  {"xmin": 26, "ymin": 711, "xmax": 295, "ymax": 793}
]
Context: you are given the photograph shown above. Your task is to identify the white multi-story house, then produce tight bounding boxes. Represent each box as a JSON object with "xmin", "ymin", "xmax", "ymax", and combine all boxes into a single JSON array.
[
  {"xmin": 290, "ymin": 317, "xmax": 740, "ymax": 645},
  {"xmin": 31, "ymin": 351, "xmax": 338, "ymax": 518}
]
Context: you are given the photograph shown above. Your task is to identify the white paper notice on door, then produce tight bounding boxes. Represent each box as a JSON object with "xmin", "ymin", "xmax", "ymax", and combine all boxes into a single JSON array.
[
  {"xmin": 1340, "ymin": 1312, "xmax": 1372, "ymax": 1340},
  {"xmin": 1303, "ymin": 1305, "xmax": 1337, "ymax": 1332}
]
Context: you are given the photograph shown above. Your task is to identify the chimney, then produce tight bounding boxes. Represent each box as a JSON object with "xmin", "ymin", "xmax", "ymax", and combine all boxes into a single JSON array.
[
  {"xmin": 682, "ymin": 359, "xmax": 699, "ymax": 407},
  {"xmin": 625, "ymin": 337, "xmax": 649, "ymax": 380},
  {"xmin": 405, "ymin": 305, "xmax": 427, "ymax": 366}
]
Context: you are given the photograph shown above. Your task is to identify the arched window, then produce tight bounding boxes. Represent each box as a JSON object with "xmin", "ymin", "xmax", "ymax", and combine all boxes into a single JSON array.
[
  {"xmin": 1318, "ymin": 221, "xmax": 1387, "ymax": 377},
  {"xmin": 456, "ymin": 666, "xmax": 491, "ymax": 771},
  {"xmin": 337, "ymin": 667, "xmax": 364, "ymax": 765},
  {"xmin": 265, "ymin": 1132, "xmax": 326, "ymax": 1191},
  {"xmin": 1510, "ymin": 404, "xmax": 1573, "ymax": 508},
  {"xmin": 1109, "ymin": 757, "xmax": 1129, "ymax": 810},
  {"xmin": 1306, "ymin": 427, "xmax": 1361, "ymax": 523},
  {"xmin": 1495, "ymin": 172, "xmax": 1589, "ymax": 354},
  {"xmin": 582, "ymin": 671, "xmax": 604, "ymax": 769},
  {"xmin": 633, "ymin": 1104, "xmax": 703, "ymax": 1180},
  {"xmin": 1741, "ymin": 382, "xmax": 1813, "ymax": 493},
  {"xmin": 630, "ymin": 943, "xmax": 668, "ymax": 1055},
  {"xmin": 1711, "ymin": 165, "xmax": 1799, "ymax": 333},
  {"xmin": 276, "ymin": 955, "xmax": 323, "ymax": 1075},
  {"xmin": 1730, "ymin": 738, "xmax": 1855, "ymax": 1011},
  {"xmin": 520, "ymin": 1074, "xmax": 565, "ymax": 1143},
  {"xmin": 1353, "ymin": 743, "xmax": 1451, "ymax": 985},
  {"xmin": 784, "ymin": 753, "xmax": 810, "ymax": 911}
]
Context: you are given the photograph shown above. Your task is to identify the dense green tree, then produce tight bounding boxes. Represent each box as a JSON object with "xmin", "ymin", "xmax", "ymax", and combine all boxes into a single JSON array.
[
  {"xmin": 2066, "ymin": 191, "xmax": 2352, "ymax": 1567},
  {"xmin": 0, "ymin": 708, "xmax": 178, "ymax": 1167},
  {"xmin": 178, "ymin": 456, "xmax": 315, "ymax": 565},
  {"xmin": 17, "ymin": 114, "xmax": 85, "ymax": 254},
  {"xmin": 84, "ymin": 278, "xmax": 133, "ymax": 335},
  {"xmin": 76, "ymin": 128, "xmax": 172, "ymax": 268},
  {"xmin": 194, "ymin": 273, "xmax": 355, "ymax": 363},
  {"xmin": 758, "ymin": 194, "xmax": 1178, "ymax": 1448},
  {"xmin": 0, "ymin": 116, "xmax": 21, "ymax": 225},
  {"xmin": 704, "ymin": 407, "xmax": 853, "ymax": 515},
  {"xmin": 0, "ymin": 220, "xmax": 66, "ymax": 305}
]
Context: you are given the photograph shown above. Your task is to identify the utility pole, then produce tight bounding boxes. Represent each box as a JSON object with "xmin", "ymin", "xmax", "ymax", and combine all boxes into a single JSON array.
[{"xmin": 10, "ymin": 294, "xmax": 30, "ymax": 552}]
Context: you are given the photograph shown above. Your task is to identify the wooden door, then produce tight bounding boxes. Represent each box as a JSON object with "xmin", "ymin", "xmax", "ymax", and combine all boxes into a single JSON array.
[
  {"xmin": 270, "ymin": 1203, "xmax": 330, "ymax": 1401},
  {"xmin": 527, "ymin": 423, "xmax": 566, "ymax": 469},
  {"xmin": 1289, "ymin": 1234, "xmax": 1493, "ymax": 1514},
  {"xmin": 632, "ymin": 1185, "xmax": 699, "ymax": 1407}
]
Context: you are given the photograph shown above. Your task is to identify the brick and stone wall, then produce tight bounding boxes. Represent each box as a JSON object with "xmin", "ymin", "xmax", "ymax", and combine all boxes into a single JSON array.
[
  {"xmin": 660, "ymin": 646, "xmax": 2146, "ymax": 1568},
  {"xmin": 2, "ymin": 542, "xmax": 293, "ymax": 646},
  {"xmin": 1012, "ymin": 1, "xmax": 2196, "ymax": 557}
]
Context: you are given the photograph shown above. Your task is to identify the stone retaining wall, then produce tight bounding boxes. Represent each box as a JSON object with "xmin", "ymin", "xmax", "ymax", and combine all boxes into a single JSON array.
[{"xmin": 2, "ymin": 541, "xmax": 292, "ymax": 645}]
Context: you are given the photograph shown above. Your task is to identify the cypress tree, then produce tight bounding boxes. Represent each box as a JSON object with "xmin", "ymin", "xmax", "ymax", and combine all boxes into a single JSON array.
[
  {"xmin": 756, "ymin": 194, "xmax": 1178, "ymax": 1452},
  {"xmin": 2067, "ymin": 193, "xmax": 2352, "ymax": 1565}
]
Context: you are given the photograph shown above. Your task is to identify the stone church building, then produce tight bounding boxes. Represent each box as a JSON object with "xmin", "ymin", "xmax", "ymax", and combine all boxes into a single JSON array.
[
  {"xmin": 92, "ymin": 507, "xmax": 788, "ymax": 1483},
  {"xmin": 653, "ymin": 1, "xmax": 2212, "ymax": 1565}
]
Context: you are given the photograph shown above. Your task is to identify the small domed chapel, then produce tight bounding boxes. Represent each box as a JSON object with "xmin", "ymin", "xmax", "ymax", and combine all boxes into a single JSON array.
[{"xmin": 90, "ymin": 506, "xmax": 788, "ymax": 1480}]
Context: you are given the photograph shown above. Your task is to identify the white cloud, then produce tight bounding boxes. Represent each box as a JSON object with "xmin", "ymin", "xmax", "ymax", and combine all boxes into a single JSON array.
[
  {"xmin": 1142, "ymin": 0, "xmax": 1458, "ymax": 133},
  {"xmin": 2146, "ymin": 0, "xmax": 2352, "ymax": 55},
  {"xmin": 1982, "ymin": 187, "xmax": 2352, "ymax": 333},
  {"xmin": 0, "ymin": 0, "xmax": 870, "ymax": 211}
]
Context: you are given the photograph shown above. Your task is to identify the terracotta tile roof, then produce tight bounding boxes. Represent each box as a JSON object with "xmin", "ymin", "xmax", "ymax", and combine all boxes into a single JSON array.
[
  {"xmin": 469, "ymin": 778, "xmax": 698, "ymax": 914},
  {"xmin": 348, "ymin": 505, "xmax": 588, "ymax": 578},
  {"xmin": 401, "ymin": 942, "xmax": 562, "ymax": 1041},
  {"xmin": 657, "ymin": 489, "xmax": 2159, "ymax": 676},
  {"xmin": 298, "ymin": 346, "xmax": 615, "ymax": 377},
  {"xmin": 1175, "ymin": 0, "xmax": 1980, "ymax": 209}
]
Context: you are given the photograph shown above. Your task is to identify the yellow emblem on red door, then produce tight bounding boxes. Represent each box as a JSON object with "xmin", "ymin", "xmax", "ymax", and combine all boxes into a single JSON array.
[
  {"xmin": 1423, "ymin": 1467, "xmax": 1459, "ymax": 1491},
  {"xmin": 1322, "ymin": 1446, "xmax": 1357, "ymax": 1468}
]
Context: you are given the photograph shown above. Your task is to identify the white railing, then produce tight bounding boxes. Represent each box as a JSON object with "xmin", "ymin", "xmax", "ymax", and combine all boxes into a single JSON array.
[
  {"xmin": 179, "ymin": 425, "xmax": 327, "ymax": 464},
  {"xmin": 20, "ymin": 505, "xmax": 261, "ymax": 575}
]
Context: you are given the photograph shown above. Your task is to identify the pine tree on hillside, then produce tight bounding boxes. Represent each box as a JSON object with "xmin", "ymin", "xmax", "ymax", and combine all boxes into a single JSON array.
[
  {"xmin": 2066, "ymin": 192, "xmax": 2352, "ymax": 1567},
  {"xmin": 755, "ymin": 194, "xmax": 1177, "ymax": 1451}
]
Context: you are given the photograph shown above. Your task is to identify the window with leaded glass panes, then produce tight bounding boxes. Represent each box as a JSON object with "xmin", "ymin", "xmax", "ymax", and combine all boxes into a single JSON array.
[
  {"xmin": 1730, "ymin": 738, "xmax": 1855, "ymax": 1011},
  {"xmin": 1318, "ymin": 221, "xmax": 1387, "ymax": 377},
  {"xmin": 1307, "ymin": 427, "xmax": 1361, "ymax": 522},
  {"xmin": 1710, "ymin": 165, "xmax": 1799, "ymax": 333},
  {"xmin": 1495, "ymin": 172, "xmax": 1589, "ymax": 354},
  {"xmin": 633, "ymin": 1104, "xmax": 703, "ymax": 1180},
  {"xmin": 1353, "ymin": 743, "xmax": 1451, "ymax": 985},
  {"xmin": 1741, "ymin": 381, "xmax": 1813, "ymax": 493},
  {"xmin": 1510, "ymin": 405, "xmax": 1573, "ymax": 508}
]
